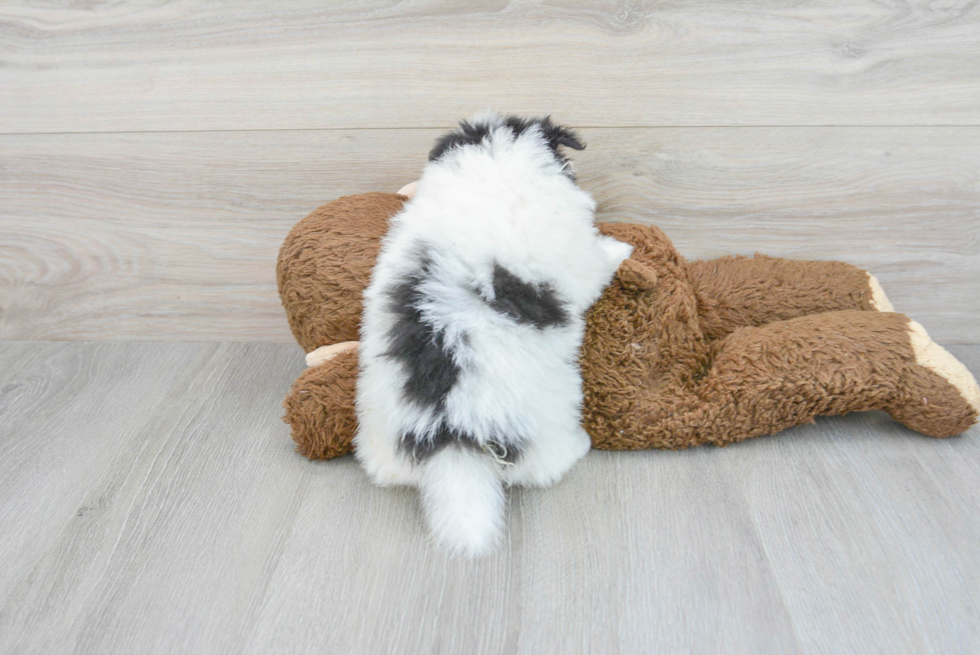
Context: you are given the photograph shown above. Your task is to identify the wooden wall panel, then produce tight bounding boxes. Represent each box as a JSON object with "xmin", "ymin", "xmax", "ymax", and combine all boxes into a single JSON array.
[
  {"xmin": 1, "ymin": 0, "xmax": 979, "ymax": 133},
  {"xmin": 1, "ymin": 127, "xmax": 977, "ymax": 342}
]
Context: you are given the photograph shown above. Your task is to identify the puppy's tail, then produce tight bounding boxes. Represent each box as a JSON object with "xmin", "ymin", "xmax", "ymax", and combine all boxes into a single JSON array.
[{"xmin": 419, "ymin": 445, "xmax": 504, "ymax": 557}]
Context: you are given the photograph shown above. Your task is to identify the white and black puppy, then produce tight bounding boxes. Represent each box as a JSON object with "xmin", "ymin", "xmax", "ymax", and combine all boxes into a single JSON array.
[{"xmin": 355, "ymin": 112, "xmax": 633, "ymax": 556}]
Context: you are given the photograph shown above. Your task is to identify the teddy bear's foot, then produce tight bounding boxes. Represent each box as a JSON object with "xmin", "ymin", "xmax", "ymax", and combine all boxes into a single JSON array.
[
  {"xmin": 305, "ymin": 341, "xmax": 359, "ymax": 367},
  {"xmin": 887, "ymin": 321, "xmax": 979, "ymax": 437},
  {"xmin": 908, "ymin": 321, "xmax": 980, "ymax": 410},
  {"xmin": 866, "ymin": 273, "xmax": 895, "ymax": 312}
]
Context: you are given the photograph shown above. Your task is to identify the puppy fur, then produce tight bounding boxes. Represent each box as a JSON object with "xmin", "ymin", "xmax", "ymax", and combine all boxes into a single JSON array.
[{"xmin": 354, "ymin": 112, "xmax": 633, "ymax": 556}]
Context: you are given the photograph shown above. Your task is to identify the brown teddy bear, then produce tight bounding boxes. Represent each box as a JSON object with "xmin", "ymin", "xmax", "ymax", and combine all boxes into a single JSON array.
[{"xmin": 278, "ymin": 190, "xmax": 979, "ymax": 460}]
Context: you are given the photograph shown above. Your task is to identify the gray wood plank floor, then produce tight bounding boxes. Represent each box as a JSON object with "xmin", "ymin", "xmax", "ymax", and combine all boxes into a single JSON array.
[{"xmin": 1, "ymin": 341, "xmax": 978, "ymax": 654}]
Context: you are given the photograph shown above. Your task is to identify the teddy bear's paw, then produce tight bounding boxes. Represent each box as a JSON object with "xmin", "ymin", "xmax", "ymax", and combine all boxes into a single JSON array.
[
  {"xmin": 867, "ymin": 272, "xmax": 895, "ymax": 312},
  {"xmin": 908, "ymin": 321, "xmax": 980, "ymax": 414},
  {"xmin": 397, "ymin": 181, "xmax": 418, "ymax": 199},
  {"xmin": 305, "ymin": 341, "xmax": 359, "ymax": 367}
]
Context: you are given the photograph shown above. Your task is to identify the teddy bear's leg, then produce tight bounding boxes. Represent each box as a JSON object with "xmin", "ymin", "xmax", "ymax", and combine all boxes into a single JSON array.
[
  {"xmin": 283, "ymin": 347, "xmax": 359, "ymax": 459},
  {"xmin": 591, "ymin": 310, "xmax": 978, "ymax": 450},
  {"xmin": 699, "ymin": 311, "xmax": 977, "ymax": 441},
  {"xmin": 686, "ymin": 255, "xmax": 894, "ymax": 341}
]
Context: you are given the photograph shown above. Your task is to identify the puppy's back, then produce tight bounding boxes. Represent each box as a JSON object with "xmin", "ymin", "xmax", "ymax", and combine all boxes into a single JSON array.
[{"xmin": 355, "ymin": 113, "xmax": 632, "ymax": 555}]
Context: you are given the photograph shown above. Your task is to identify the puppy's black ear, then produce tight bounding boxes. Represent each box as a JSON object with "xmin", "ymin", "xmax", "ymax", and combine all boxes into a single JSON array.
[
  {"xmin": 428, "ymin": 119, "xmax": 494, "ymax": 162},
  {"xmin": 532, "ymin": 116, "xmax": 584, "ymax": 180},
  {"xmin": 539, "ymin": 116, "xmax": 585, "ymax": 152}
]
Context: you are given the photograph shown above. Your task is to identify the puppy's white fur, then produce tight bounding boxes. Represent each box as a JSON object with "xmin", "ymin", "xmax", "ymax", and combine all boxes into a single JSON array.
[{"xmin": 355, "ymin": 113, "xmax": 632, "ymax": 556}]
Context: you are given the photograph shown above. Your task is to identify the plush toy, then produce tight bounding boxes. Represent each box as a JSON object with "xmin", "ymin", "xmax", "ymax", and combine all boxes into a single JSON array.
[{"xmin": 278, "ymin": 191, "xmax": 979, "ymax": 464}]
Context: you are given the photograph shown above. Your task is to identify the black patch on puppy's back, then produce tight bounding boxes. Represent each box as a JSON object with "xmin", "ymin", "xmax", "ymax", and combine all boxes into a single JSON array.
[
  {"xmin": 488, "ymin": 263, "xmax": 570, "ymax": 329},
  {"xmin": 401, "ymin": 424, "xmax": 522, "ymax": 464},
  {"xmin": 384, "ymin": 254, "xmax": 459, "ymax": 411},
  {"xmin": 428, "ymin": 114, "xmax": 585, "ymax": 178}
]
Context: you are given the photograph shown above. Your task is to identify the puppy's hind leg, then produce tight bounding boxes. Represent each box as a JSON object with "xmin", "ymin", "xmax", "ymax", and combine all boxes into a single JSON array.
[{"xmin": 502, "ymin": 424, "xmax": 591, "ymax": 489}]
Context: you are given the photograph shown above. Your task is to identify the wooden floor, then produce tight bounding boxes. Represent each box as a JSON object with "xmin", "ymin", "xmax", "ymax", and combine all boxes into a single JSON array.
[
  {"xmin": 2, "ymin": 1, "xmax": 980, "ymax": 653},
  {"xmin": 0, "ymin": 341, "xmax": 977, "ymax": 654}
]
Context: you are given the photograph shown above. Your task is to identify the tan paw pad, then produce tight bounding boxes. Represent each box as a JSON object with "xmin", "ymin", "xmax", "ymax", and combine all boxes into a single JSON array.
[
  {"xmin": 867, "ymin": 273, "xmax": 895, "ymax": 312},
  {"xmin": 397, "ymin": 181, "xmax": 418, "ymax": 199},
  {"xmin": 306, "ymin": 341, "xmax": 359, "ymax": 367},
  {"xmin": 908, "ymin": 321, "xmax": 980, "ymax": 413}
]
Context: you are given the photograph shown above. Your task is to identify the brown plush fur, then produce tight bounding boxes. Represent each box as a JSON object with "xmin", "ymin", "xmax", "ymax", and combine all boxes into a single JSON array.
[
  {"xmin": 280, "ymin": 194, "xmax": 977, "ymax": 459},
  {"xmin": 687, "ymin": 254, "xmax": 876, "ymax": 341},
  {"xmin": 283, "ymin": 349, "xmax": 360, "ymax": 459},
  {"xmin": 277, "ymin": 192, "xmax": 404, "ymax": 352}
]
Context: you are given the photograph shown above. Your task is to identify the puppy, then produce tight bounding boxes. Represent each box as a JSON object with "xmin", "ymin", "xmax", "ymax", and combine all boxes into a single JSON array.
[{"xmin": 355, "ymin": 112, "xmax": 633, "ymax": 556}]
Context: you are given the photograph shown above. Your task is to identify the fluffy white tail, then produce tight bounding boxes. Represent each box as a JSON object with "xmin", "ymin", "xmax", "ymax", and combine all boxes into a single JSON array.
[{"xmin": 419, "ymin": 445, "xmax": 505, "ymax": 557}]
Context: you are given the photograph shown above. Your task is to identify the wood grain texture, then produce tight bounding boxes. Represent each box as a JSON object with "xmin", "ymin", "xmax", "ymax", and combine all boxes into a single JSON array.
[
  {"xmin": 0, "ymin": 341, "xmax": 207, "ymax": 606},
  {"xmin": 0, "ymin": 341, "xmax": 309, "ymax": 655},
  {"xmin": 2, "ymin": 0, "xmax": 980, "ymax": 133},
  {"xmin": 726, "ymin": 346, "xmax": 980, "ymax": 654},
  {"xmin": 1, "ymin": 127, "xmax": 977, "ymax": 342},
  {"xmin": 0, "ymin": 342, "xmax": 978, "ymax": 654}
]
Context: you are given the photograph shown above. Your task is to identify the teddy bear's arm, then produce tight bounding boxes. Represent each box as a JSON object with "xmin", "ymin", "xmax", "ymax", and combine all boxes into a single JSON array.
[{"xmin": 686, "ymin": 255, "xmax": 890, "ymax": 341}]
